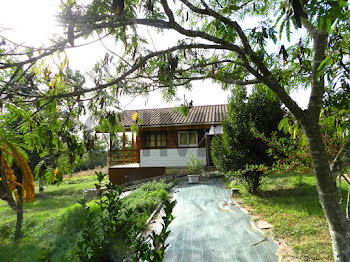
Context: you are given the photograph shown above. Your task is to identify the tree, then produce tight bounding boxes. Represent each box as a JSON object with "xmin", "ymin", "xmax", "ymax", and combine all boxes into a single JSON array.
[
  {"xmin": 74, "ymin": 137, "xmax": 107, "ymax": 172},
  {"xmin": 1, "ymin": 0, "xmax": 350, "ymax": 260},
  {"xmin": 0, "ymin": 49, "xmax": 88, "ymax": 237},
  {"xmin": 0, "ymin": 133, "xmax": 35, "ymax": 240},
  {"xmin": 211, "ymin": 88, "xmax": 284, "ymax": 193},
  {"xmin": 0, "ymin": 47, "xmax": 89, "ymax": 181}
]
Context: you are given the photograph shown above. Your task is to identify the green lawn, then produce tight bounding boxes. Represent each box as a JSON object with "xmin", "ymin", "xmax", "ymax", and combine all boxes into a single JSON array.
[
  {"xmin": 3, "ymin": 168, "xmax": 344, "ymax": 261},
  {"xmin": 0, "ymin": 168, "xmax": 170, "ymax": 262},
  {"xmin": 0, "ymin": 169, "xmax": 107, "ymax": 262},
  {"xmin": 232, "ymin": 174, "xmax": 348, "ymax": 261}
]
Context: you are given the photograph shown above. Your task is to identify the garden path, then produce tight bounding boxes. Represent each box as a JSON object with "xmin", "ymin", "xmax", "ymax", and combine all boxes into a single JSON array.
[{"xmin": 163, "ymin": 178, "xmax": 278, "ymax": 262}]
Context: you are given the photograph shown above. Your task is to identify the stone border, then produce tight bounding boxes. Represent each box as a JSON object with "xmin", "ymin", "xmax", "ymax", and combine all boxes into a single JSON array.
[{"xmin": 231, "ymin": 197, "xmax": 299, "ymax": 261}]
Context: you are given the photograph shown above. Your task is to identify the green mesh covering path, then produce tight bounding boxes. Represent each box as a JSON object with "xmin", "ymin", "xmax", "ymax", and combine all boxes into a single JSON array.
[{"xmin": 164, "ymin": 179, "xmax": 278, "ymax": 262}]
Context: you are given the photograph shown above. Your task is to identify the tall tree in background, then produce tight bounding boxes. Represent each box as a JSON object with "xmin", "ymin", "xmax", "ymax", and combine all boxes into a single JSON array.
[
  {"xmin": 1, "ymin": 0, "xmax": 350, "ymax": 260},
  {"xmin": 211, "ymin": 88, "xmax": 284, "ymax": 193}
]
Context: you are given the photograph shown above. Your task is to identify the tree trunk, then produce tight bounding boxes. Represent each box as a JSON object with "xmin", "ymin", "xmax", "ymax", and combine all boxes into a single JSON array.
[
  {"xmin": 347, "ymin": 185, "xmax": 350, "ymax": 219},
  {"xmin": 303, "ymin": 121, "xmax": 350, "ymax": 261},
  {"xmin": 14, "ymin": 166, "xmax": 23, "ymax": 241},
  {"xmin": 39, "ymin": 176, "xmax": 44, "ymax": 192},
  {"xmin": 14, "ymin": 186, "xmax": 23, "ymax": 241}
]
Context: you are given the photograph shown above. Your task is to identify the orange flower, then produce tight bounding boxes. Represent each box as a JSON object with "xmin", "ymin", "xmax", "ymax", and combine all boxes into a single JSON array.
[
  {"xmin": 1, "ymin": 155, "xmax": 17, "ymax": 191},
  {"xmin": 5, "ymin": 142, "xmax": 35, "ymax": 203},
  {"xmin": 53, "ymin": 168, "xmax": 58, "ymax": 181}
]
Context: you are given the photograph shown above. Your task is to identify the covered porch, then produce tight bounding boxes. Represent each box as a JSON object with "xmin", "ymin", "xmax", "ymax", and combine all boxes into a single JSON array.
[
  {"xmin": 108, "ymin": 131, "xmax": 140, "ymax": 166},
  {"xmin": 108, "ymin": 130, "xmax": 166, "ymax": 185}
]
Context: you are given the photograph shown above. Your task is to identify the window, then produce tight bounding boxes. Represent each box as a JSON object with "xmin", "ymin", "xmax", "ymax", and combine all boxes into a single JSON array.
[
  {"xmin": 145, "ymin": 132, "xmax": 167, "ymax": 148},
  {"xmin": 178, "ymin": 131, "xmax": 198, "ymax": 147}
]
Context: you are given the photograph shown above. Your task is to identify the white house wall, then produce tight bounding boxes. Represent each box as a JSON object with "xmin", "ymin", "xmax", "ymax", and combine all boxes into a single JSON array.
[{"xmin": 140, "ymin": 148, "xmax": 207, "ymax": 167}]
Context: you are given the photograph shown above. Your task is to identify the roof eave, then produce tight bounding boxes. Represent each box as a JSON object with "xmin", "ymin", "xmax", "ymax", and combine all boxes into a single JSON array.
[{"xmin": 124, "ymin": 121, "xmax": 223, "ymax": 129}]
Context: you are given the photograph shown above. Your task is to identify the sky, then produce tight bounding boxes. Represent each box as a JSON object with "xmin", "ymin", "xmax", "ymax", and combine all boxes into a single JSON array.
[{"xmin": 0, "ymin": 0, "xmax": 310, "ymax": 111}]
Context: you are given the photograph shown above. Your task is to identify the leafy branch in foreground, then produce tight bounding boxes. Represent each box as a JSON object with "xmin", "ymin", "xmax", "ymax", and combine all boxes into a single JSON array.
[
  {"xmin": 131, "ymin": 199, "xmax": 175, "ymax": 262},
  {"xmin": 77, "ymin": 171, "xmax": 130, "ymax": 261},
  {"xmin": 77, "ymin": 171, "xmax": 175, "ymax": 261}
]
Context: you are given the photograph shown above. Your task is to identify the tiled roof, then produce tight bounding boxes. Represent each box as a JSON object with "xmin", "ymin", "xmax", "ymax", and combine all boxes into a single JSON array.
[{"xmin": 122, "ymin": 104, "xmax": 227, "ymax": 127}]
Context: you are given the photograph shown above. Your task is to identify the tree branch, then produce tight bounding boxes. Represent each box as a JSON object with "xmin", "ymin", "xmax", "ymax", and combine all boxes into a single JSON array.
[
  {"xmin": 215, "ymin": 77, "xmax": 260, "ymax": 85},
  {"xmin": 179, "ymin": 59, "xmax": 245, "ymax": 72},
  {"xmin": 175, "ymin": 75, "xmax": 260, "ymax": 85},
  {"xmin": 305, "ymin": 30, "xmax": 328, "ymax": 119},
  {"xmin": 37, "ymin": 43, "xmax": 229, "ymax": 100},
  {"xmin": 160, "ymin": 0, "xmax": 243, "ymax": 54},
  {"xmin": 180, "ymin": 0, "xmax": 305, "ymax": 120},
  {"xmin": 331, "ymin": 139, "xmax": 350, "ymax": 177}
]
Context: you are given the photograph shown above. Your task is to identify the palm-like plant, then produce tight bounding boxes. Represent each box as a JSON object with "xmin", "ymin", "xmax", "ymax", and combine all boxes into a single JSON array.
[{"xmin": 0, "ymin": 130, "xmax": 35, "ymax": 239}]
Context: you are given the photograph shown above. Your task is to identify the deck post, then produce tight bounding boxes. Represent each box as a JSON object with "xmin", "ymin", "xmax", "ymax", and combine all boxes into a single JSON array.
[
  {"xmin": 109, "ymin": 135, "xmax": 113, "ymax": 166},
  {"xmin": 205, "ymin": 133, "xmax": 209, "ymax": 167},
  {"xmin": 131, "ymin": 132, "xmax": 135, "ymax": 162},
  {"xmin": 122, "ymin": 131, "xmax": 126, "ymax": 165},
  {"xmin": 136, "ymin": 129, "xmax": 140, "ymax": 163}
]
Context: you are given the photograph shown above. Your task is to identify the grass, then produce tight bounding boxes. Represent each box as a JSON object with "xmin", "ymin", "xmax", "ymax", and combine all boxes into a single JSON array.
[
  {"xmin": 0, "ymin": 168, "xmax": 108, "ymax": 262},
  {"xmin": 121, "ymin": 180, "xmax": 171, "ymax": 230},
  {"xmin": 230, "ymin": 173, "xmax": 349, "ymax": 261},
  {"xmin": 0, "ymin": 167, "xmax": 171, "ymax": 262}
]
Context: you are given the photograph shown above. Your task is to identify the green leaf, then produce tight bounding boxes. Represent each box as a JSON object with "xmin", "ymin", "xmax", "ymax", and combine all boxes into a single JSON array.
[
  {"xmin": 317, "ymin": 56, "xmax": 331, "ymax": 77},
  {"xmin": 278, "ymin": 118, "xmax": 289, "ymax": 133},
  {"xmin": 286, "ymin": 19, "xmax": 291, "ymax": 42},
  {"xmin": 339, "ymin": 1, "xmax": 348, "ymax": 8},
  {"xmin": 325, "ymin": 16, "xmax": 332, "ymax": 33}
]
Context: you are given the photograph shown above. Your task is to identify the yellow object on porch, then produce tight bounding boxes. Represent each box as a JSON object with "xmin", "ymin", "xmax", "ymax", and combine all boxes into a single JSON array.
[{"xmin": 132, "ymin": 112, "xmax": 138, "ymax": 121}]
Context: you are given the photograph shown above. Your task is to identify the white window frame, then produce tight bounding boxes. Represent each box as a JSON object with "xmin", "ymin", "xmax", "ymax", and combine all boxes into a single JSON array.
[{"xmin": 178, "ymin": 131, "xmax": 198, "ymax": 147}]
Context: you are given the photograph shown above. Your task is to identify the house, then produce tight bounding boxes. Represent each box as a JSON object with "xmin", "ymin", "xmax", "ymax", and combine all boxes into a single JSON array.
[{"xmin": 108, "ymin": 104, "xmax": 227, "ymax": 184}]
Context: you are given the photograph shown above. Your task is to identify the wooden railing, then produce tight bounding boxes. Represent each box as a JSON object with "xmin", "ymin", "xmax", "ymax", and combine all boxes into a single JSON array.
[
  {"xmin": 109, "ymin": 131, "xmax": 140, "ymax": 166},
  {"xmin": 109, "ymin": 149, "xmax": 140, "ymax": 165}
]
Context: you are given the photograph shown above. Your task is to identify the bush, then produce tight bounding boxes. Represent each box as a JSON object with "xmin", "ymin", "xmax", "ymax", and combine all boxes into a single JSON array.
[
  {"xmin": 74, "ymin": 139, "xmax": 107, "ymax": 172},
  {"xmin": 77, "ymin": 175, "xmax": 172, "ymax": 261},
  {"xmin": 75, "ymin": 150, "xmax": 107, "ymax": 172},
  {"xmin": 187, "ymin": 154, "xmax": 204, "ymax": 175},
  {"xmin": 211, "ymin": 88, "xmax": 284, "ymax": 193},
  {"xmin": 121, "ymin": 180, "xmax": 170, "ymax": 231},
  {"xmin": 255, "ymin": 112, "xmax": 348, "ymax": 186}
]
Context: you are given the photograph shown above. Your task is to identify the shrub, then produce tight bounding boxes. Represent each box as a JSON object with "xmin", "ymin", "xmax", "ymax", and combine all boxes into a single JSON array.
[
  {"xmin": 121, "ymin": 180, "xmax": 170, "ymax": 231},
  {"xmin": 211, "ymin": 88, "xmax": 284, "ymax": 193},
  {"xmin": 77, "ymin": 172, "xmax": 129, "ymax": 261},
  {"xmin": 131, "ymin": 199, "xmax": 176, "ymax": 261},
  {"xmin": 74, "ymin": 149, "xmax": 107, "ymax": 172},
  {"xmin": 77, "ymin": 174, "xmax": 173, "ymax": 261},
  {"xmin": 226, "ymin": 164, "xmax": 268, "ymax": 193},
  {"xmin": 74, "ymin": 138, "xmax": 107, "ymax": 172},
  {"xmin": 255, "ymin": 112, "xmax": 348, "ymax": 186},
  {"xmin": 186, "ymin": 154, "xmax": 204, "ymax": 175}
]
